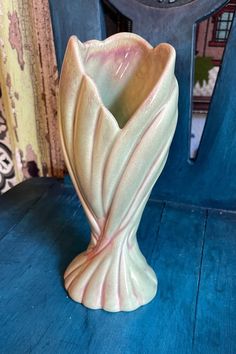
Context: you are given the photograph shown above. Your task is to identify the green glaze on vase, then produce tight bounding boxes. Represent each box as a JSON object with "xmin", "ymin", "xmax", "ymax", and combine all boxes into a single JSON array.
[{"xmin": 59, "ymin": 33, "xmax": 178, "ymax": 312}]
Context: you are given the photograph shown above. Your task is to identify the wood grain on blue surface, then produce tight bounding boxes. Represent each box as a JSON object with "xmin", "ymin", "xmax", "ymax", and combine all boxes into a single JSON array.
[
  {"xmin": 0, "ymin": 178, "xmax": 55, "ymax": 240},
  {"xmin": 193, "ymin": 210, "xmax": 236, "ymax": 354},
  {"xmin": 1, "ymin": 178, "xmax": 235, "ymax": 353}
]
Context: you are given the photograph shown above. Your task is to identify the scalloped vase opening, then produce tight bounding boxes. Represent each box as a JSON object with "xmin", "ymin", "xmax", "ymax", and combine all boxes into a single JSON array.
[{"xmin": 59, "ymin": 33, "xmax": 178, "ymax": 312}]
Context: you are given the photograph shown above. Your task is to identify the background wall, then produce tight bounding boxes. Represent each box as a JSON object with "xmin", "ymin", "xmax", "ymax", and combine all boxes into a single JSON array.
[
  {"xmin": 0, "ymin": 83, "xmax": 17, "ymax": 193},
  {"xmin": 0, "ymin": 0, "xmax": 64, "ymax": 194}
]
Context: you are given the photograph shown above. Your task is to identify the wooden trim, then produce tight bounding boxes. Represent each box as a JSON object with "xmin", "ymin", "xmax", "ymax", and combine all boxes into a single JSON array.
[
  {"xmin": 193, "ymin": 96, "xmax": 211, "ymax": 112},
  {"xmin": 212, "ymin": 59, "xmax": 222, "ymax": 66},
  {"xmin": 210, "ymin": 5, "xmax": 235, "ymax": 47},
  {"xmin": 18, "ymin": 0, "xmax": 64, "ymax": 177},
  {"xmin": 209, "ymin": 40, "xmax": 226, "ymax": 47},
  {"xmin": 29, "ymin": 0, "xmax": 64, "ymax": 177}
]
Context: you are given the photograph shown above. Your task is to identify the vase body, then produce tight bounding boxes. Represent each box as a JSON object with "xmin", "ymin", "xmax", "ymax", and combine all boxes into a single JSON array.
[{"xmin": 59, "ymin": 33, "xmax": 178, "ymax": 312}]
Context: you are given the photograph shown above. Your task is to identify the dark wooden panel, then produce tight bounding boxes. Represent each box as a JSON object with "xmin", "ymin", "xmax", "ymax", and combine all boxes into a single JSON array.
[
  {"xmin": 49, "ymin": 0, "xmax": 105, "ymax": 71},
  {"xmin": 193, "ymin": 209, "xmax": 236, "ymax": 354}
]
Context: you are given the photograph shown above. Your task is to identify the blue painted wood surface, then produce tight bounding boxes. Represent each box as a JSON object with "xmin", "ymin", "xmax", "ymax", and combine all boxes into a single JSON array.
[
  {"xmin": 2, "ymin": 2, "xmax": 235, "ymax": 352},
  {"xmin": 193, "ymin": 209, "xmax": 236, "ymax": 353},
  {"xmin": 1, "ymin": 178, "xmax": 236, "ymax": 353},
  {"xmin": 49, "ymin": 0, "xmax": 105, "ymax": 71},
  {"xmin": 48, "ymin": 0, "xmax": 236, "ymax": 209},
  {"xmin": 0, "ymin": 178, "xmax": 55, "ymax": 240}
]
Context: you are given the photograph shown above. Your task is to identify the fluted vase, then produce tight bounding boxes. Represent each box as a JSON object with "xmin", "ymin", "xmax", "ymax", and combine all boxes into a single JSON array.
[{"xmin": 59, "ymin": 33, "xmax": 178, "ymax": 312}]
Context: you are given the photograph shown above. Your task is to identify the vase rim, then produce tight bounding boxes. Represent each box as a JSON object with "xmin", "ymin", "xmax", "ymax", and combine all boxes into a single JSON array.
[
  {"xmin": 73, "ymin": 32, "xmax": 175, "ymax": 54},
  {"xmin": 62, "ymin": 33, "xmax": 176, "ymax": 130}
]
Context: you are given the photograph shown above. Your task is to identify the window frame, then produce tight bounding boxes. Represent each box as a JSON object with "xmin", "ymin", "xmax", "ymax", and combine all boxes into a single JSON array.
[{"xmin": 209, "ymin": 5, "xmax": 235, "ymax": 47}]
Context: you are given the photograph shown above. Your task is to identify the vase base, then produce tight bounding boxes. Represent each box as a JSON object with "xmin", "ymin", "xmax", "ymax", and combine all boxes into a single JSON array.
[
  {"xmin": 67, "ymin": 288, "xmax": 157, "ymax": 313},
  {"xmin": 64, "ymin": 238, "xmax": 157, "ymax": 312}
]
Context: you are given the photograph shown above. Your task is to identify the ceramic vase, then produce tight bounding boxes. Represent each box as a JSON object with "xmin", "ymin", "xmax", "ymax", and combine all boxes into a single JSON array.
[{"xmin": 59, "ymin": 33, "xmax": 178, "ymax": 312}]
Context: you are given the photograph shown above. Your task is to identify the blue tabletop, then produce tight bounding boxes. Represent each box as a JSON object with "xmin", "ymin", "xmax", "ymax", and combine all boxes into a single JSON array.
[{"xmin": 0, "ymin": 178, "xmax": 235, "ymax": 353}]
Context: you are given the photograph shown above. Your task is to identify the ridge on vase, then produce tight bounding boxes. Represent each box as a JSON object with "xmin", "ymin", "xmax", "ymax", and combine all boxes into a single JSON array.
[{"xmin": 59, "ymin": 32, "xmax": 178, "ymax": 312}]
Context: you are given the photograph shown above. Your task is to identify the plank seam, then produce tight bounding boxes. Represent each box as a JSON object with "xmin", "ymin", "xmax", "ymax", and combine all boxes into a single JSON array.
[
  {"xmin": 191, "ymin": 208, "xmax": 208, "ymax": 352},
  {"xmin": 150, "ymin": 202, "xmax": 166, "ymax": 261},
  {"xmin": 149, "ymin": 197, "xmax": 236, "ymax": 214}
]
